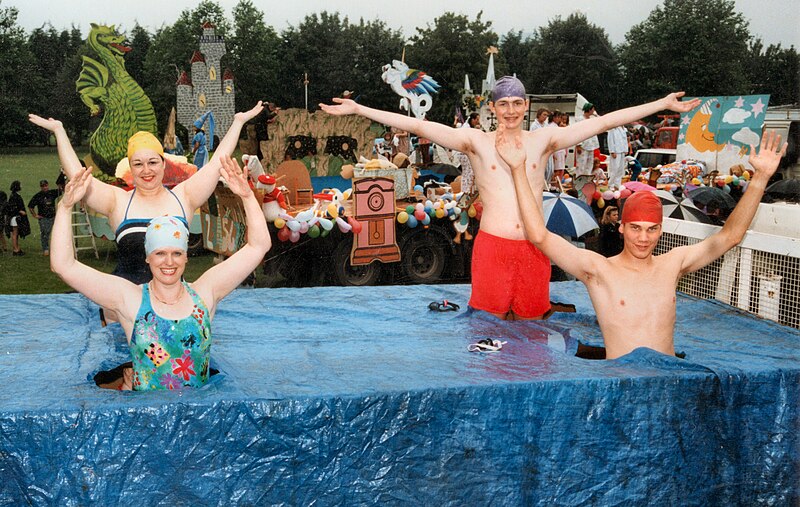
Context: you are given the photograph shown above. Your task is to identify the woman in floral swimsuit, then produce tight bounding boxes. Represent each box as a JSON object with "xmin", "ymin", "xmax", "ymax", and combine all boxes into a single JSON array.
[{"xmin": 50, "ymin": 156, "xmax": 271, "ymax": 391}]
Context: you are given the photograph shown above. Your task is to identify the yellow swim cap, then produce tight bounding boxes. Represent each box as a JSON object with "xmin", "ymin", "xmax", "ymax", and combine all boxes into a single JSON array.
[{"xmin": 127, "ymin": 131, "xmax": 164, "ymax": 159}]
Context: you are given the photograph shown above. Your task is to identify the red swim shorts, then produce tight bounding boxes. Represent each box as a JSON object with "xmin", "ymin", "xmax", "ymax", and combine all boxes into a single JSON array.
[{"xmin": 469, "ymin": 230, "xmax": 551, "ymax": 318}]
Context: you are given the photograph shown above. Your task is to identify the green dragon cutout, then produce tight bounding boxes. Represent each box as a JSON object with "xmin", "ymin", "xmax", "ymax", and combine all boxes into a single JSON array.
[{"xmin": 77, "ymin": 23, "xmax": 158, "ymax": 177}]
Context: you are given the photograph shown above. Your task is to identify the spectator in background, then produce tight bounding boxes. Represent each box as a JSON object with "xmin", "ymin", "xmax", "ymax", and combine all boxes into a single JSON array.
[
  {"xmin": 0, "ymin": 188, "xmax": 7, "ymax": 252},
  {"xmin": 28, "ymin": 179, "xmax": 61, "ymax": 256},
  {"xmin": 598, "ymin": 206, "xmax": 623, "ymax": 257},
  {"xmin": 574, "ymin": 103, "xmax": 600, "ymax": 203},
  {"xmin": 529, "ymin": 107, "xmax": 549, "ymax": 132},
  {"xmin": 627, "ymin": 156, "xmax": 643, "ymax": 182},
  {"xmin": 391, "ymin": 126, "xmax": 409, "ymax": 155},
  {"xmin": 549, "ymin": 111, "xmax": 567, "ymax": 188},
  {"xmin": 606, "ymin": 124, "xmax": 629, "ymax": 190},
  {"xmin": 5, "ymin": 181, "xmax": 29, "ymax": 256}
]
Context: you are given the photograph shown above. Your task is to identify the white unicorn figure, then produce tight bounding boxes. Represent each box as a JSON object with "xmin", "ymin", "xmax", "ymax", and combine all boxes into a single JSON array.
[{"xmin": 381, "ymin": 60, "xmax": 440, "ymax": 119}]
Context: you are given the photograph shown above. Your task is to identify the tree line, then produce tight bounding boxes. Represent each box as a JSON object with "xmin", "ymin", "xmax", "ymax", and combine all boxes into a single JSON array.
[{"xmin": 1, "ymin": 0, "xmax": 797, "ymax": 146}]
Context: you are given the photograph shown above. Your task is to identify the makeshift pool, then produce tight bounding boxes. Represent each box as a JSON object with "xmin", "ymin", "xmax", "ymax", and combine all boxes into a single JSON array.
[{"xmin": 0, "ymin": 282, "xmax": 797, "ymax": 505}]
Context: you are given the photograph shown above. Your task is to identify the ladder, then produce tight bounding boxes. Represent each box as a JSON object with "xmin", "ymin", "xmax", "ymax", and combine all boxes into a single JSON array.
[{"xmin": 72, "ymin": 203, "xmax": 99, "ymax": 259}]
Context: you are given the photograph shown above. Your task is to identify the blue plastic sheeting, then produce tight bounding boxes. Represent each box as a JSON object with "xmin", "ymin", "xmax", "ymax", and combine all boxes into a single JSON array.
[{"xmin": 0, "ymin": 282, "xmax": 797, "ymax": 505}]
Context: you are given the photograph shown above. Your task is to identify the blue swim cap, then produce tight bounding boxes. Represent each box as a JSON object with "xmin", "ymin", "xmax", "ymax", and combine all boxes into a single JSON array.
[
  {"xmin": 145, "ymin": 216, "xmax": 189, "ymax": 255},
  {"xmin": 492, "ymin": 76, "xmax": 526, "ymax": 102}
]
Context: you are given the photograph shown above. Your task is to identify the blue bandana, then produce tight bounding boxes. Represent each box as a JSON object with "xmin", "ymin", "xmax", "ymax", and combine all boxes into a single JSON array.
[
  {"xmin": 145, "ymin": 216, "xmax": 189, "ymax": 255},
  {"xmin": 492, "ymin": 76, "xmax": 526, "ymax": 102}
]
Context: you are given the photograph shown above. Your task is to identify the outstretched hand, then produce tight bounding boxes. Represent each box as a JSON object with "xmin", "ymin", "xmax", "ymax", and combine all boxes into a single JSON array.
[
  {"xmin": 219, "ymin": 155, "xmax": 252, "ymax": 198},
  {"xmin": 61, "ymin": 167, "xmax": 93, "ymax": 208},
  {"xmin": 318, "ymin": 97, "xmax": 358, "ymax": 116},
  {"xmin": 29, "ymin": 114, "xmax": 64, "ymax": 132},
  {"xmin": 234, "ymin": 101, "xmax": 264, "ymax": 124},
  {"xmin": 495, "ymin": 124, "xmax": 526, "ymax": 172},
  {"xmin": 749, "ymin": 130, "xmax": 787, "ymax": 180},
  {"xmin": 663, "ymin": 92, "xmax": 701, "ymax": 113}
]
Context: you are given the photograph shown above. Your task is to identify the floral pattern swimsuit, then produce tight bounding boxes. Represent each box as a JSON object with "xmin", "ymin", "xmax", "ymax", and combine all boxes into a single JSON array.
[{"xmin": 130, "ymin": 281, "xmax": 211, "ymax": 390}]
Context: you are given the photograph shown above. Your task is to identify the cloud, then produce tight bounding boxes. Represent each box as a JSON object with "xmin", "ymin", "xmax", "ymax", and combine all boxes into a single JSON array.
[
  {"xmin": 723, "ymin": 108, "xmax": 751, "ymax": 124},
  {"xmin": 732, "ymin": 127, "xmax": 760, "ymax": 146}
]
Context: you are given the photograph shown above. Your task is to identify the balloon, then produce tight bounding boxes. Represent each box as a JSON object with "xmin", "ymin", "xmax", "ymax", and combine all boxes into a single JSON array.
[
  {"xmin": 414, "ymin": 209, "xmax": 426, "ymax": 221},
  {"xmin": 664, "ymin": 184, "xmax": 672, "ymax": 191},
  {"xmin": 716, "ymin": 179, "xmax": 725, "ymax": 188},
  {"xmin": 320, "ymin": 227, "xmax": 330, "ymax": 238},
  {"xmin": 318, "ymin": 217, "xmax": 334, "ymax": 231},
  {"xmin": 723, "ymin": 184, "xmax": 731, "ymax": 193},
  {"xmin": 326, "ymin": 203, "xmax": 339, "ymax": 218},
  {"xmin": 425, "ymin": 200, "xmax": 433, "ymax": 208},
  {"xmin": 435, "ymin": 208, "xmax": 445, "ymax": 219},
  {"xmin": 405, "ymin": 205, "xmax": 415, "ymax": 214},
  {"xmin": 397, "ymin": 211, "xmax": 409, "ymax": 224},
  {"xmin": 274, "ymin": 217, "xmax": 286, "ymax": 229},
  {"xmin": 741, "ymin": 181, "xmax": 749, "ymax": 192},
  {"xmin": 602, "ymin": 190, "xmax": 614, "ymax": 201},
  {"xmin": 592, "ymin": 191, "xmax": 601, "ymax": 200},
  {"xmin": 597, "ymin": 197, "xmax": 605, "ymax": 209},
  {"xmin": 279, "ymin": 212, "xmax": 293, "ymax": 221},
  {"xmin": 299, "ymin": 222, "xmax": 309, "ymax": 234},
  {"xmin": 453, "ymin": 206, "xmax": 462, "ymax": 216},
  {"xmin": 289, "ymin": 230, "xmax": 300, "ymax": 243},
  {"xmin": 732, "ymin": 176, "xmax": 740, "ymax": 186},
  {"xmin": 286, "ymin": 220, "xmax": 301, "ymax": 232},
  {"xmin": 407, "ymin": 216, "xmax": 419, "ymax": 228},
  {"xmin": 743, "ymin": 171, "xmax": 751, "ymax": 181},
  {"xmin": 415, "ymin": 202, "xmax": 424, "ymax": 211},
  {"xmin": 307, "ymin": 216, "xmax": 319, "ymax": 227},
  {"xmin": 724, "ymin": 175, "xmax": 733, "ymax": 184},
  {"xmin": 336, "ymin": 216, "xmax": 352, "ymax": 233},
  {"xmin": 348, "ymin": 217, "xmax": 363, "ymax": 234},
  {"xmin": 619, "ymin": 188, "xmax": 632, "ymax": 199},
  {"xmin": 468, "ymin": 205, "xmax": 477, "ymax": 218},
  {"xmin": 424, "ymin": 206, "xmax": 432, "ymax": 214},
  {"xmin": 422, "ymin": 214, "xmax": 431, "ymax": 225},
  {"xmin": 277, "ymin": 227, "xmax": 291, "ymax": 242},
  {"xmin": 295, "ymin": 209, "xmax": 314, "ymax": 222},
  {"xmin": 613, "ymin": 191, "xmax": 621, "ymax": 200},
  {"xmin": 460, "ymin": 212, "xmax": 469, "ymax": 225},
  {"xmin": 414, "ymin": 184, "xmax": 424, "ymax": 193},
  {"xmin": 308, "ymin": 224, "xmax": 321, "ymax": 238},
  {"xmin": 692, "ymin": 178, "xmax": 701, "ymax": 185}
]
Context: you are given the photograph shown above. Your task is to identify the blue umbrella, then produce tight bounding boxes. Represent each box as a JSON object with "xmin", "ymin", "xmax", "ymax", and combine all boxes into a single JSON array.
[{"xmin": 542, "ymin": 192, "xmax": 599, "ymax": 238}]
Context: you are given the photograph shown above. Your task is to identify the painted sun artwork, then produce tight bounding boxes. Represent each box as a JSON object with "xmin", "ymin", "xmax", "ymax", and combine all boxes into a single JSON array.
[{"xmin": 677, "ymin": 94, "xmax": 770, "ymax": 172}]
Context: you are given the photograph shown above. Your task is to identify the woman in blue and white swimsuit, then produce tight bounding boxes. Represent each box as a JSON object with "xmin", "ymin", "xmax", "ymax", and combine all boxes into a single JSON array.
[
  {"xmin": 29, "ymin": 102, "xmax": 263, "ymax": 284},
  {"xmin": 50, "ymin": 156, "xmax": 270, "ymax": 391}
]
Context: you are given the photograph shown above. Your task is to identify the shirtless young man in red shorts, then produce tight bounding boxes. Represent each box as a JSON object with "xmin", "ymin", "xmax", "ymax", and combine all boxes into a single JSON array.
[{"xmin": 321, "ymin": 78, "xmax": 698, "ymax": 320}]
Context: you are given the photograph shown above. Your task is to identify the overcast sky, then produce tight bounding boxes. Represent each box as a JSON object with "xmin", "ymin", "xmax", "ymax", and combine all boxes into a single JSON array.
[{"xmin": 7, "ymin": 0, "xmax": 799, "ymax": 48}]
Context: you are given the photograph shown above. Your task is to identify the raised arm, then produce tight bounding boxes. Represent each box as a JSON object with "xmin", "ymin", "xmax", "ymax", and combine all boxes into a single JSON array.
[
  {"xmin": 194, "ymin": 155, "xmax": 271, "ymax": 312},
  {"xmin": 319, "ymin": 98, "xmax": 477, "ymax": 153},
  {"xmin": 28, "ymin": 114, "xmax": 119, "ymax": 217},
  {"xmin": 677, "ymin": 131, "xmax": 787, "ymax": 274},
  {"xmin": 50, "ymin": 168, "xmax": 138, "ymax": 314},
  {"xmin": 497, "ymin": 125, "xmax": 604, "ymax": 281},
  {"xmin": 178, "ymin": 101, "xmax": 264, "ymax": 211},
  {"xmin": 552, "ymin": 93, "xmax": 701, "ymax": 151}
]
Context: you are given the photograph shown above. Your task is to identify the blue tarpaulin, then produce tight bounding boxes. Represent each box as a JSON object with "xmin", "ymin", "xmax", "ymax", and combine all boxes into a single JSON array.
[{"xmin": 0, "ymin": 282, "xmax": 797, "ymax": 505}]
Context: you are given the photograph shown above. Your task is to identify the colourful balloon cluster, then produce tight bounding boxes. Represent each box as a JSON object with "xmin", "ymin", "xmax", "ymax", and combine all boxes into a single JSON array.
[{"xmin": 396, "ymin": 193, "xmax": 478, "ymax": 229}]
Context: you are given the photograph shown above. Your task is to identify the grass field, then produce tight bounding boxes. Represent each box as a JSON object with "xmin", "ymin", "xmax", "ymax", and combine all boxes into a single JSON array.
[{"xmin": 0, "ymin": 146, "xmax": 215, "ymax": 294}]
